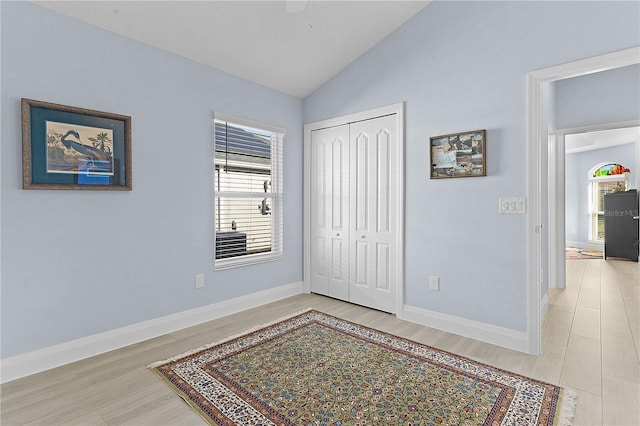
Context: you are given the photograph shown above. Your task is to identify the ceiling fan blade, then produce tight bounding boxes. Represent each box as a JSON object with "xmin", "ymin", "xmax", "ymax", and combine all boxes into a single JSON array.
[{"xmin": 286, "ymin": 0, "xmax": 308, "ymax": 14}]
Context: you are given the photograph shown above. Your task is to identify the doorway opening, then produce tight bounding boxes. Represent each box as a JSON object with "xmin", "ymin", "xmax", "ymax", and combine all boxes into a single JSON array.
[
  {"xmin": 526, "ymin": 46, "xmax": 640, "ymax": 355},
  {"xmin": 549, "ymin": 124, "xmax": 640, "ymax": 290}
]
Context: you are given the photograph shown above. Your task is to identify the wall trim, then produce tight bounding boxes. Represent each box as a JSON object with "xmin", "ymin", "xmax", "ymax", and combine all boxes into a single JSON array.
[
  {"xmin": 1, "ymin": 281, "xmax": 304, "ymax": 384},
  {"xmin": 541, "ymin": 293, "xmax": 549, "ymax": 317},
  {"xmin": 566, "ymin": 240, "xmax": 604, "ymax": 251},
  {"xmin": 547, "ymin": 121, "xmax": 565, "ymax": 290},
  {"xmin": 402, "ymin": 305, "xmax": 529, "ymax": 353}
]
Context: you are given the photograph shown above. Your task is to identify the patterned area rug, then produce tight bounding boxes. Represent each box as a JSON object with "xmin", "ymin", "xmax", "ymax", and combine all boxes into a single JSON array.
[
  {"xmin": 566, "ymin": 246, "xmax": 603, "ymax": 260},
  {"xmin": 149, "ymin": 310, "xmax": 575, "ymax": 425}
]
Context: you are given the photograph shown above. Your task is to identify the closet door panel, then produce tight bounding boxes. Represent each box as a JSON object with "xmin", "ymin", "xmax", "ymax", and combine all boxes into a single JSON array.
[
  {"xmin": 354, "ymin": 132, "xmax": 369, "ymax": 231},
  {"xmin": 311, "ymin": 236, "xmax": 328, "ymax": 294},
  {"xmin": 355, "ymin": 240, "xmax": 368, "ymax": 286},
  {"xmin": 350, "ymin": 130, "xmax": 372, "ymax": 307},
  {"xmin": 310, "ymin": 139, "xmax": 328, "ymax": 295},
  {"xmin": 349, "ymin": 115, "xmax": 397, "ymax": 313},
  {"xmin": 310, "ymin": 125, "xmax": 349, "ymax": 300},
  {"xmin": 376, "ymin": 243, "xmax": 390, "ymax": 291},
  {"xmin": 332, "ymin": 138, "xmax": 344, "ymax": 228},
  {"xmin": 377, "ymin": 129, "xmax": 391, "ymax": 233}
]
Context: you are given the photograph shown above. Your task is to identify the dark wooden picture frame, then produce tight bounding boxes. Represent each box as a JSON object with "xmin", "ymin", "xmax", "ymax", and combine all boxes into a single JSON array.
[
  {"xmin": 430, "ymin": 129, "xmax": 486, "ymax": 179},
  {"xmin": 22, "ymin": 98, "xmax": 132, "ymax": 190}
]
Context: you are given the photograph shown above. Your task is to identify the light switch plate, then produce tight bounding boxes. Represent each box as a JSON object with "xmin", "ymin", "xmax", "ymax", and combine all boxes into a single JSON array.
[{"xmin": 499, "ymin": 197, "xmax": 526, "ymax": 214}]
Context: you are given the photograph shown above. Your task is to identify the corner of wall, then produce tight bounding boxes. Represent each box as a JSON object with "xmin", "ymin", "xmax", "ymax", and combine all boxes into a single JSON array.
[{"xmin": 402, "ymin": 304, "xmax": 529, "ymax": 354}]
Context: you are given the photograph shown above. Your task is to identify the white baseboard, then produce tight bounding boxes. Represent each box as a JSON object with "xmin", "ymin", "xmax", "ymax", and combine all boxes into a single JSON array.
[
  {"xmin": 1, "ymin": 281, "xmax": 304, "ymax": 384},
  {"xmin": 541, "ymin": 293, "xmax": 549, "ymax": 317},
  {"xmin": 566, "ymin": 240, "xmax": 603, "ymax": 251},
  {"xmin": 402, "ymin": 304, "xmax": 529, "ymax": 353}
]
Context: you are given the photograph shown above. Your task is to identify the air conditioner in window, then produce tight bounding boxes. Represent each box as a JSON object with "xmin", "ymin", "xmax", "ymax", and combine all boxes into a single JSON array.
[{"xmin": 215, "ymin": 231, "xmax": 247, "ymax": 259}]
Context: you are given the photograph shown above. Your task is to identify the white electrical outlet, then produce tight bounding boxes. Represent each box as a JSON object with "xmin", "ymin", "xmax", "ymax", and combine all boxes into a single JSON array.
[
  {"xmin": 429, "ymin": 276, "xmax": 440, "ymax": 291},
  {"xmin": 195, "ymin": 274, "xmax": 205, "ymax": 289}
]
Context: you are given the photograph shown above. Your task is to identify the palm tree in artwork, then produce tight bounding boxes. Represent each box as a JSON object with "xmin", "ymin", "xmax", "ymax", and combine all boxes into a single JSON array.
[
  {"xmin": 88, "ymin": 132, "xmax": 111, "ymax": 152},
  {"xmin": 47, "ymin": 132, "xmax": 62, "ymax": 161}
]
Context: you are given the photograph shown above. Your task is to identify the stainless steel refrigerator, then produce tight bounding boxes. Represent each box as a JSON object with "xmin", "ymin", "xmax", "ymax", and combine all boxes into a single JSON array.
[{"xmin": 604, "ymin": 189, "xmax": 639, "ymax": 261}]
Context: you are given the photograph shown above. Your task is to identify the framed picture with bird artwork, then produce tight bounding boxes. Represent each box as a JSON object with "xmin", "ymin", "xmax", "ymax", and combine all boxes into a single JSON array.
[{"xmin": 21, "ymin": 98, "xmax": 132, "ymax": 190}]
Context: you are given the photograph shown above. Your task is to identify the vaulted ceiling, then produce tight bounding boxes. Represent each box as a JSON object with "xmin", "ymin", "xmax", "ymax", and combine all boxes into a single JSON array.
[{"xmin": 33, "ymin": 1, "xmax": 430, "ymax": 98}]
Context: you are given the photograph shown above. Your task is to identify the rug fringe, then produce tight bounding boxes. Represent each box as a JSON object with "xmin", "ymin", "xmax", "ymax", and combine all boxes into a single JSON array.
[
  {"xmin": 557, "ymin": 387, "xmax": 577, "ymax": 426},
  {"xmin": 146, "ymin": 307, "xmax": 314, "ymax": 369}
]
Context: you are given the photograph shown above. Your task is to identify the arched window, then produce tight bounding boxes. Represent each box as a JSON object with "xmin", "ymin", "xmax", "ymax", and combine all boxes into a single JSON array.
[
  {"xmin": 592, "ymin": 163, "xmax": 630, "ymax": 177},
  {"xmin": 588, "ymin": 163, "xmax": 630, "ymax": 242}
]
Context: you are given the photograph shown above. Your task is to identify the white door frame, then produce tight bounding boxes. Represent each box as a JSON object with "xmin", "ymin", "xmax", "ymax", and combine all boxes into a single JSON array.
[
  {"xmin": 551, "ymin": 121, "xmax": 640, "ymax": 284},
  {"xmin": 526, "ymin": 46, "xmax": 640, "ymax": 354},
  {"xmin": 547, "ymin": 122, "xmax": 566, "ymax": 290},
  {"xmin": 303, "ymin": 103, "xmax": 405, "ymax": 317}
]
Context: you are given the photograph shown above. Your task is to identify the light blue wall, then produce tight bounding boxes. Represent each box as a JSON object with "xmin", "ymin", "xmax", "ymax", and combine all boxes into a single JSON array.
[
  {"xmin": 1, "ymin": 1, "xmax": 303, "ymax": 358},
  {"xmin": 554, "ymin": 64, "xmax": 640, "ymax": 130},
  {"xmin": 565, "ymin": 144, "xmax": 637, "ymax": 245},
  {"xmin": 304, "ymin": 1, "xmax": 640, "ymax": 331},
  {"xmin": 3, "ymin": 1, "xmax": 639, "ymax": 359}
]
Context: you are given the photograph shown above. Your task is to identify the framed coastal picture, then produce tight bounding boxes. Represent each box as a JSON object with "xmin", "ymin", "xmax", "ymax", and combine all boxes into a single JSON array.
[
  {"xmin": 430, "ymin": 129, "xmax": 486, "ymax": 179},
  {"xmin": 22, "ymin": 98, "xmax": 132, "ymax": 190}
]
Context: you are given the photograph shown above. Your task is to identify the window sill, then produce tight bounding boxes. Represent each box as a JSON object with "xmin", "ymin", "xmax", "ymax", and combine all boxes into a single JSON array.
[{"xmin": 214, "ymin": 252, "xmax": 283, "ymax": 271}]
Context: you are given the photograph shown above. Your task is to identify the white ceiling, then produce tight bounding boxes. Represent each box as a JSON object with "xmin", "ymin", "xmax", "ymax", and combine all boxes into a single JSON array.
[
  {"xmin": 33, "ymin": 0, "xmax": 430, "ymax": 98},
  {"xmin": 565, "ymin": 126, "xmax": 640, "ymax": 154}
]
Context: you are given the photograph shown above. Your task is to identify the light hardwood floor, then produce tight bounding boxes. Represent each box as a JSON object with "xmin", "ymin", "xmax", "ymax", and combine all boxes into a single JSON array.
[{"xmin": 1, "ymin": 259, "xmax": 638, "ymax": 425}]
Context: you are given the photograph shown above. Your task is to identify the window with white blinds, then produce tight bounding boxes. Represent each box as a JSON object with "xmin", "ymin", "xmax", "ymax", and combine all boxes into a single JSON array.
[
  {"xmin": 589, "ymin": 180, "xmax": 619, "ymax": 242},
  {"xmin": 213, "ymin": 114, "xmax": 284, "ymax": 269},
  {"xmin": 587, "ymin": 163, "xmax": 630, "ymax": 243}
]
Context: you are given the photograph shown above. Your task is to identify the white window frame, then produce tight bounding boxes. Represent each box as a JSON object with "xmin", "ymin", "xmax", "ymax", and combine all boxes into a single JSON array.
[
  {"xmin": 587, "ymin": 164, "xmax": 629, "ymax": 242},
  {"xmin": 213, "ymin": 112, "xmax": 285, "ymax": 270}
]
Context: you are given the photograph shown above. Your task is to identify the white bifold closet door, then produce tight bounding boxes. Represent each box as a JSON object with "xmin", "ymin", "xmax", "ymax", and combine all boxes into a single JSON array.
[
  {"xmin": 310, "ymin": 124, "xmax": 350, "ymax": 301},
  {"xmin": 310, "ymin": 114, "xmax": 398, "ymax": 313}
]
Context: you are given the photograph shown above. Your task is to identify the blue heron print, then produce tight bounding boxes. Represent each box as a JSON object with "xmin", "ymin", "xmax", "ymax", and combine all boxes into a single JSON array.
[
  {"xmin": 60, "ymin": 130, "xmax": 113, "ymax": 164},
  {"xmin": 47, "ymin": 121, "xmax": 114, "ymax": 175}
]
